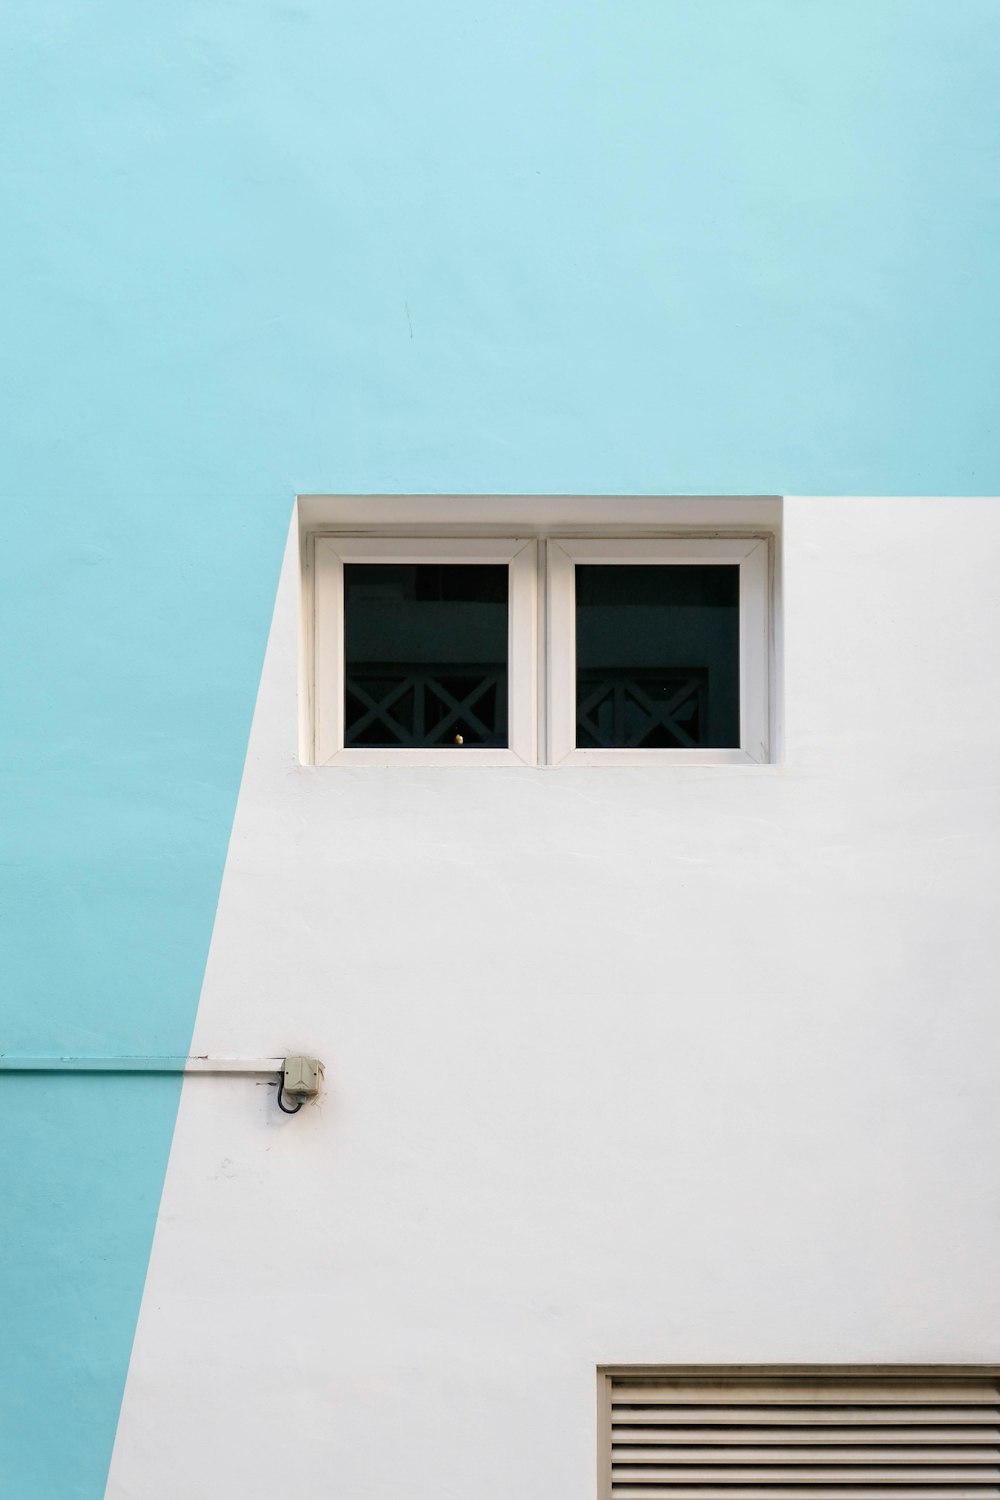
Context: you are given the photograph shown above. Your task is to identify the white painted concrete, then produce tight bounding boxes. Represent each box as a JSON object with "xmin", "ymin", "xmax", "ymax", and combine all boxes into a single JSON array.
[{"xmin": 107, "ymin": 498, "xmax": 1000, "ymax": 1500}]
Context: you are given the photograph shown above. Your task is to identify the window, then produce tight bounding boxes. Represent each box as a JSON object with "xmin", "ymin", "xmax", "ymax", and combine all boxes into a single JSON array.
[
  {"xmin": 306, "ymin": 525, "xmax": 773, "ymax": 767},
  {"xmin": 598, "ymin": 1368, "xmax": 1000, "ymax": 1500},
  {"xmin": 547, "ymin": 538, "xmax": 769, "ymax": 765},
  {"xmin": 312, "ymin": 537, "xmax": 537, "ymax": 765}
]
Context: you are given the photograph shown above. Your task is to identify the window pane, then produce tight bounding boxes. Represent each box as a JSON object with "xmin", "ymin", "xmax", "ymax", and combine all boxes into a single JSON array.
[
  {"xmin": 575, "ymin": 565, "xmax": 739, "ymax": 748},
  {"xmin": 344, "ymin": 564, "xmax": 509, "ymax": 748}
]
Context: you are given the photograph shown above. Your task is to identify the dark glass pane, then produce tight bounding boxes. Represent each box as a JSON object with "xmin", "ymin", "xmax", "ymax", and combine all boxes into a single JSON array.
[
  {"xmin": 575, "ymin": 565, "xmax": 739, "ymax": 748},
  {"xmin": 344, "ymin": 564, "xmax": 508, "ymax": 748}
]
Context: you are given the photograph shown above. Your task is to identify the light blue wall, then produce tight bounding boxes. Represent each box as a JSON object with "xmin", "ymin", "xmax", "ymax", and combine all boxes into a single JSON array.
[{"xmin": 1, "ymin": 2, "xmax": 998, "ymax": 1494}]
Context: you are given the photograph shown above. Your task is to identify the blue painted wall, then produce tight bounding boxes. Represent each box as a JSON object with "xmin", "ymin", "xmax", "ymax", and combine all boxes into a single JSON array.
[{"xmin": 1, "ymin": 2, "xmax": 998, "ymax": 1494}]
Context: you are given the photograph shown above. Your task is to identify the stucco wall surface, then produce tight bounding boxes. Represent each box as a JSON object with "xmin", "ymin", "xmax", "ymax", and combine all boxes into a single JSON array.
[
  {"xmin": 3, "ymin": 2, "xmax": 1000, "ymax": 1494},
  {"xmin": 106, "ymin": 498, "xmax": 1000, "ymax": 1500}
]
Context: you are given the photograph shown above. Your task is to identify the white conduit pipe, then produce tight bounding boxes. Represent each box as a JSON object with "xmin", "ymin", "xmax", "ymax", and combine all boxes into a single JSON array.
[{"xmin": 0, "ymin": 1056, "xmax": 285, "ymax": 1074}]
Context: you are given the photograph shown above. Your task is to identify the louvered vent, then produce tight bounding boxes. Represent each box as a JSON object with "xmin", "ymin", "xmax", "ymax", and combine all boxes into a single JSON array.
[{"xmin": 603, "ymin": 1373, "xmax": 1000, "ymax": 1500}]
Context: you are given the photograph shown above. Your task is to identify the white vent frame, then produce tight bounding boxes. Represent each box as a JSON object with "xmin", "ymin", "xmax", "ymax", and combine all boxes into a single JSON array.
[{"xmin": 598, "ymin": 1366, "xmax": 1000, "ymax": 1500}]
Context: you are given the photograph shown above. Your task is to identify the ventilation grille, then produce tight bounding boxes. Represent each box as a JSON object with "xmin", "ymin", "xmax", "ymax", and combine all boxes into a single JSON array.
[{"xmin": 605, "ymin": 1374, "xmax": 1000, "ymax": 1500}]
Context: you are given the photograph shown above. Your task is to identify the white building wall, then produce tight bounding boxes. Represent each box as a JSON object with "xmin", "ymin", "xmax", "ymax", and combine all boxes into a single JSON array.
[{"xmin": 106, "ymin": 497, "xmax": 1000, "ymax": 1500}]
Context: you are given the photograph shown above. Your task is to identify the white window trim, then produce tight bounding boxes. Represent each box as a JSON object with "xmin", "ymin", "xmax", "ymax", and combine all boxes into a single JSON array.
[
  {"xmin": 547, "ymin": 536, "xmax": 770, "ymax": 766},
  {"xmin": 312, "ymin": 535, "xmax": 538, "ymax": 766},
  {"xmin": 304, "ymin": 511, "xmax": 777, "ymax": 769}
]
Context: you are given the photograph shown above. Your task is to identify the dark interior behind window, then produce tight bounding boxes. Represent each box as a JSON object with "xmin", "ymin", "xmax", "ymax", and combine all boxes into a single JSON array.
[
  {"xmin": 575, "ymin": 564, "xmax": 739, "ymax": 748},
  {"xmin": 344, "ymin": 564, "xmax": 509, "ymax": 748}
]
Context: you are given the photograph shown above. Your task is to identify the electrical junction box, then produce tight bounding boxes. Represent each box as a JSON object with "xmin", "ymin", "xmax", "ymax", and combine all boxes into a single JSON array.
[{"xmin": 282, "ymin": 1057, "xmax": 324, "ymax": 1100}]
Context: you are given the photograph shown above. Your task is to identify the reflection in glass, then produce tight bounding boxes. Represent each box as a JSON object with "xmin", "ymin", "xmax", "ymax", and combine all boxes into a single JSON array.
[
  {"xmin": 575, "ymin": 565, "xmax": 739, "ymax": 748},
  {"xmin": 344, "ymin": 564, "xmax": 508, "ymax": 748}
]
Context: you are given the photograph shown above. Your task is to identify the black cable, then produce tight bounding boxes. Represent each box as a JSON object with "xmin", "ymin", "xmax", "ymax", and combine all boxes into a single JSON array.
[{"xmin": 276, "ymin": 1073, "xmax": 304, "ymax": 1113}]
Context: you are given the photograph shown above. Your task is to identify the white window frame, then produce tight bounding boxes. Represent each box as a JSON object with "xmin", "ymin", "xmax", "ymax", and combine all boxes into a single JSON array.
[
  {"xmin": 312, "ymin": 535, "xmax": 538, "ymax": 766},
  {"xmin": 546, "ymin": 537, "xmax": 770, "ymax": 766}
]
